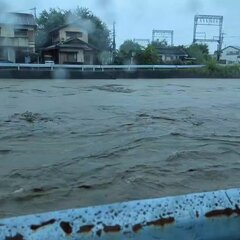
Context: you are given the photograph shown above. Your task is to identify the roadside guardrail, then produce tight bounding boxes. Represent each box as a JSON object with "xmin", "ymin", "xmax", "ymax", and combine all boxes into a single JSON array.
[{"xmin": 0, "ymin": 63, "xmax": 205, "ymax": 71}]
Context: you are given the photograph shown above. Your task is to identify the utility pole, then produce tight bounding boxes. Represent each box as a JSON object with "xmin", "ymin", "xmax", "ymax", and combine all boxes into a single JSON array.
[
  {"xmin": 30, "ymin": 7, "xmax": 37, "ymax": 19},
  {"xmin": 112, "ymin": 21, "xmax": 116, "ymax": 63}
]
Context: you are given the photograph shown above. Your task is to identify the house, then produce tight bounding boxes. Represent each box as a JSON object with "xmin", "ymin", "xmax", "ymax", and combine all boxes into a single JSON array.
[
  {"xmin": 0, "ymin": 12, "xmax": 37, "ymax": 63},
  {"xmin": 156, "ymin": 47, "xmax": 188, "ymax": 63},
  {"xmin": 42, "ymin": 22, "xmax": 98, "ymax": 65},
  {"xmin": 220, "ymin": 46, "xmax": 240, "ymax": 64}
]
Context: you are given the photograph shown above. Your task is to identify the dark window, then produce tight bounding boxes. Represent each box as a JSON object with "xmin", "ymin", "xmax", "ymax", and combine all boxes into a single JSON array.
[
  {"xmin": 66, "ymin": 31, "xmax": 83, "ymax": 39},
  {"xmin": 14, "ymin": 29, "xmax": 28, "ymax": 37},
  {"xmin": 67, "ymin": 53, "xmax": 77, "ymax": 62}
]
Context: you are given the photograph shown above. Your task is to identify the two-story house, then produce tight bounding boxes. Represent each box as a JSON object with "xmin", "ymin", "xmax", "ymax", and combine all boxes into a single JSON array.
[
  {"xmin": 0, "ymin": 12, "xmax": 37, "ymax": 63},
  {"xmin": 220, "ymin": 46, "xmax": 240, "ymax": 64},
  {"xmin": 42, "ymin": 22, "xmax": 97, "ymax": 65}
]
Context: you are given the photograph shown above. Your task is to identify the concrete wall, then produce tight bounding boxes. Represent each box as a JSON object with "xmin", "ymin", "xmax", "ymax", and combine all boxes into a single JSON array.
[
  {"xmin": 59, "ymin": 26, "xmax": 88, "ymax": 43},
  {"xmin": 1, "ymin": 68, "xmax": 239, "ymax": 79},
  {"xmin": 0, "ymin": 47, "xmax": 16, "ymax": 62},
  {"xmin": 0, "ymin": 25, "xmax": 14, "ymax": 37}
]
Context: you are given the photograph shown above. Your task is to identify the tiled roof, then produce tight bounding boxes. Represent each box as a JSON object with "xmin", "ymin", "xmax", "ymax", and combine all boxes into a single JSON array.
[
  {"xmin": 221, "ymin": 46, "xmax": 240, "ymax": 52},
  {"xmin": 49, "ymin": 19, "xmax": 86, "ymax": 33},
  {"xmin": 44, "ymin": 38, "xmax": 97, "ymax": 51},
  {"xmin": 0, "ymin": 13, "xmax": 36, "ymax": 26},
  {"xmin": 156, "ymin": 47, "xmax": 188, "ymax": 56}
]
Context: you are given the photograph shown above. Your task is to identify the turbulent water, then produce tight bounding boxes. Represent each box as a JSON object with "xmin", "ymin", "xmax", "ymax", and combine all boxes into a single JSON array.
[{"xmin": 0, "ymin": 78, "xmax": 240, "ymax": 218}]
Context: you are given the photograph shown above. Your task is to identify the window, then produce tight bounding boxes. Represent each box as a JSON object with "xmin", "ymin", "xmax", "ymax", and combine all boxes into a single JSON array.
[
  {"xmin": 52, "ymin": 32, "xmax": 59, "ymax": 43},
  {"xmin": 14, "ymin": 29, "xmax": 28, "ymax": 37},
  {"xmin": 66, "ymin": 31, "xmax": 83, "ymax": 39},
  {"xmin": 61, "ymin": 52, "xmax": 78, "ymax": 63},
  {"xmin": 227, "ymin": 50, "xmax": 239, "ymax": 55}
]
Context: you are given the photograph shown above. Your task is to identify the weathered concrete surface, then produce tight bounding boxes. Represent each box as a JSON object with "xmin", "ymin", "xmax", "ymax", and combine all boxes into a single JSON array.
[{"xmin": 0, "ymin": 69, "xmax": 236, "ymax": 79}]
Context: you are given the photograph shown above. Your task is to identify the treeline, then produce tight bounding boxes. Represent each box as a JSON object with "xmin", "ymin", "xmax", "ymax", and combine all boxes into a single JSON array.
[{"xmin": 114, "ymin": 40, "xmax": 212, "ymax": 65}]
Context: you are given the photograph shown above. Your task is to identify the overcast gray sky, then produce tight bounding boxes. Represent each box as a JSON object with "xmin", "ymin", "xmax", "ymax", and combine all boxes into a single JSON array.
[{"xmin": 2, "ymin": 0, "xmax": 240, "ymax": 51}]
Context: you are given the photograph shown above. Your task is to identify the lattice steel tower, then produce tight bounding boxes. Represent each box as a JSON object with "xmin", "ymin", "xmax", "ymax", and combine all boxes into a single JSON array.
[
  {"xmin": 152, "ymin": 30, "xmax": 174, "ymax": 46},
  {"xmin": 193, "ymin": 15, "xmax": 223, "ymax": 60},
  {"xmin": 133, "ymin": 39, "xmax": 150, "ymax": 48}
]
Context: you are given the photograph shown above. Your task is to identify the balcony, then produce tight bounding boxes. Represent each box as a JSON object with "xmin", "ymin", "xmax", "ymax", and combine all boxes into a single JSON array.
[{"xmin": 0, "ymin": 36, "xmax": 31, "ymax": 48}]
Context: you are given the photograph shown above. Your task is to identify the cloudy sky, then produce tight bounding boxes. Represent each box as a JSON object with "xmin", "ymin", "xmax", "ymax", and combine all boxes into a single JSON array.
[{"xmin": 2, "ymin": 0, "xmax": 240, "ymax": 51}]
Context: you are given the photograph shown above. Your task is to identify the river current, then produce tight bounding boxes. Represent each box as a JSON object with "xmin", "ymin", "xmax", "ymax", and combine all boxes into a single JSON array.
[{"xmin": 0, "ymin": 78, "xmax": 240, "ymax": 218}]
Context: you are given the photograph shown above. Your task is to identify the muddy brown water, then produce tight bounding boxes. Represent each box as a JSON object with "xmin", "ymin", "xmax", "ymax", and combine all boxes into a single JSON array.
[{"xmin": 0, "ymin": 78, "xmax": 240, "ymax": 218}]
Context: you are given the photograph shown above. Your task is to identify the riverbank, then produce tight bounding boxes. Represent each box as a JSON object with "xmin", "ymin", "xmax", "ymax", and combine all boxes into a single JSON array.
[{"xmin": 1, "ymin": 64, "xmax": 240, "ymax": 79}]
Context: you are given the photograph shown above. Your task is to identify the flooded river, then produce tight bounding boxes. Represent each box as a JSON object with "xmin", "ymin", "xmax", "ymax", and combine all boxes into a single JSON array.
[{"xmin": 0, "ymin": 78, "xmax": 240, "ymax": 218}]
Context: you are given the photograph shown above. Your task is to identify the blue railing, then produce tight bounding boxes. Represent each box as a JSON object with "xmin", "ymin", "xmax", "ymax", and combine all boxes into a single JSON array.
[{"xmin": 0, "ymin": 188, "xmax": 240, "ymax": 240}]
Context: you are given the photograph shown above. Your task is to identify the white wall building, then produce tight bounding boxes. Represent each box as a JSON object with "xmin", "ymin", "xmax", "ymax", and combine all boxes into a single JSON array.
[
  {"xmin": 220, "ymin": 46, "xmax": 240, "ymax": 64},
  {"xmin": 0, "ymin": 13, "xmax": 37, "ymax": 63}
]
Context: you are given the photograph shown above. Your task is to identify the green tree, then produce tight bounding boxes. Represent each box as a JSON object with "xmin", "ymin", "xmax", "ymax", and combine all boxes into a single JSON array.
[
  {"xmin": 36, "ymin": 8, "xmax": 68, "ymax": 48},
  {"xmin": 116, "ymin": 40, "xmax": 142, "ymax": 64},
  {"xmin": 37, "ymin": 8, "xmax": 68, "ymax": 32},
  {"xmin": 185, "ymin": 43, "xmax": 210, "ymax": 64},
  {"xmin": 137, "ymin": 45, "xmax": 160, "ymax": 64},
  {"xmin": 72, "ymin": 7, "xmax": 111, "ymax": 51}
]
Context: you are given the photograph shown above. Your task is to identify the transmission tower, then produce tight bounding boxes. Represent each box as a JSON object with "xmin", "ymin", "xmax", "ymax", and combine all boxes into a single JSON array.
[
  {"xmin": 193, "ymin": 15, "xmax": 223, "ymax": 60},
  {"xmin": 152, "ymin": 30, "xmax": 174, "ymax": 46}
]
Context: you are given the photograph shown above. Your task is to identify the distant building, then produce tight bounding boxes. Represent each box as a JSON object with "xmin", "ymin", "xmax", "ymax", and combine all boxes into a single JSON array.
[
  {"xmin": 42, "ymin": 23, "xmax": 98, "ymax": 65},
  {"xmin": 156, "ymin": 47, "xmax": 188, "ymax": 63},
  {"xmin": 0, "ymin": 13, "xmax": 37, "ymax": 63},
  {"xmin": 220, "ymin": 46, "xmax": 240, "ymax": 64}
]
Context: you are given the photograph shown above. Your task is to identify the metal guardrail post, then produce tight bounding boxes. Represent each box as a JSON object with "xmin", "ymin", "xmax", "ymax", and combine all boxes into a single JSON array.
[{"xmin": 51, "ymin": 63, "xmax": 54, "ymax": 71}]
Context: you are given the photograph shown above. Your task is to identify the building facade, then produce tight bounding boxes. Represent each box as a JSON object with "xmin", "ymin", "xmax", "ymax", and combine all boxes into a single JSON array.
[
  {"xmin": 42, "ymin": 23, "xmax": 97, "ymax": 65},
  {"xmin": 220, "ymin": 46, "xmax": 240, "ymax": 64},
  {"xmin": 0, "ymin": 13, "xmax": 37, "ymax": 63}
]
